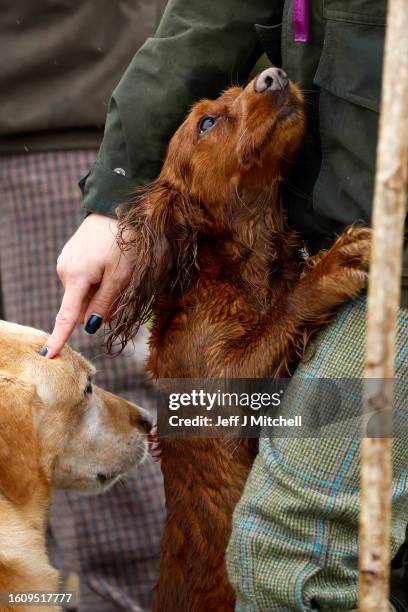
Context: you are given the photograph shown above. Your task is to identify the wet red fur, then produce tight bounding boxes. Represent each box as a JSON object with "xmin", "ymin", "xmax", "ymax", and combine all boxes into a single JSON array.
[{"xmin": 111, "ymin": 76, "xmax": 371, "ymax": 611}]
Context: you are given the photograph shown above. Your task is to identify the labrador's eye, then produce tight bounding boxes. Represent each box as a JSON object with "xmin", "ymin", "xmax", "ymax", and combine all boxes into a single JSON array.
[
  {"xmin": 84, "ymin": 380, "xmax": 93, "ymax": 395},
  {"xmin": 198, "ymin": 116, "xmax": 217, "ymax": 135}
]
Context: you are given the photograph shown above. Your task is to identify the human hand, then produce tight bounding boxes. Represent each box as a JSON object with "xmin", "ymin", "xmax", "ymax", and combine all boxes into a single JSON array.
[{"xmin": 41, "ymin": 214, "xmax": 133, "ymax": 358}]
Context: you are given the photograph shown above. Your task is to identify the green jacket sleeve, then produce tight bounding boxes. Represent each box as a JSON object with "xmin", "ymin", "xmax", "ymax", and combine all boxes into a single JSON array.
[{"xmin": 80, "ymin": 0, "xmax": 283, "ymax": 216}]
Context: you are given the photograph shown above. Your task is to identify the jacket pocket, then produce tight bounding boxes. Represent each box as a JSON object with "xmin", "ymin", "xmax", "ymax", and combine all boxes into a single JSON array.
[
  {"xmin": 311, "ymin": 16, "xmax": 385, "ymax": 227},
  {"xmin": 323, "ymin": 0, "xmax": 386, "ymax": 25}
]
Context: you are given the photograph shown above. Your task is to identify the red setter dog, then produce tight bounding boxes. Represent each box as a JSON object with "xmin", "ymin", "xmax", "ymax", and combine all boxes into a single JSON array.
[{"xmin": 111, "ymin": 68, "xmax": 370, "ymax": 611}]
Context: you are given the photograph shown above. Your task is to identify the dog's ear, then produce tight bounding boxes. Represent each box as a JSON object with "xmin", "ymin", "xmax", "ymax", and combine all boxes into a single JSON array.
[
  {"xmin": 0, "ymin": 373, "xmax": 40, "ymax": 505},
  {"xmin": 109, "ymin": 181, "xmax": 200, "ymax": 351}
]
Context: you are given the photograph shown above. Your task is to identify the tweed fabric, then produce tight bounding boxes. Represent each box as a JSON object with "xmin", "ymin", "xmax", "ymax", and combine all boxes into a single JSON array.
[
  {"xmin": 227, "ymin": 297, "xmax": 408, "ymax": 611},
  {"xmin": 0, "ymin": 151, "xmax": 165, "ymax": 612}
]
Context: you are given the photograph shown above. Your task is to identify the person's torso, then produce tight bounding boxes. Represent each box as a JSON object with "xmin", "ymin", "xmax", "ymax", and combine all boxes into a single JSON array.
[{"xmin": 257, "ymin": 0, "xmax": 407, "ymax": 300}]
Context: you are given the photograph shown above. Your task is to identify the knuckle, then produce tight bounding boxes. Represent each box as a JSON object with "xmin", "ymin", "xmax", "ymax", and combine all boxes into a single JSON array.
[
  {"xmin": 92, "ymin": 295, "xmax": 113, "ymax": 310},
  {"xmin": 56, "ymin": 260, "xmax": 65, "ymax": 276},
  {"xmin": 64, "ymin": 266, "xmax": 85, "ymax": 282},
  {"xmin": 55, "ymin": 310, "xmax": 74, "ymax": 327}
]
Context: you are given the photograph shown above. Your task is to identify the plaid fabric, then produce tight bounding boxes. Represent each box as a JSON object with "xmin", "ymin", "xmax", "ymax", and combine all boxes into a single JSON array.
[
  {"xmin": 0, "ymin": 151, "xmax": 165, "ymax": 612},
  {"xmin": 227, "ymin": 297, "xmax": 408, "ymax": 611}
]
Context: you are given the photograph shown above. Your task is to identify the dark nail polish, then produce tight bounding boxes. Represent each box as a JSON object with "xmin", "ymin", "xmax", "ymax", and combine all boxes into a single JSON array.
[
  {"xmin": 85, "ymin": 314, "xmax": 103, "ymax": 335},
  {"xmin": 38, "ymin": 347, "xmax": 48, "ymax": 357}
]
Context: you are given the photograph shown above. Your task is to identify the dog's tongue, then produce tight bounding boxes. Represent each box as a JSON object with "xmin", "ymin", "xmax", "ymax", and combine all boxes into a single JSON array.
[
  {"xmin": 148, "ymin": 424, "xmax": 157, "ymax": 445},
  {"xmin": 147, "ymin": 425, "xmax": 161, "ymax": 461}
]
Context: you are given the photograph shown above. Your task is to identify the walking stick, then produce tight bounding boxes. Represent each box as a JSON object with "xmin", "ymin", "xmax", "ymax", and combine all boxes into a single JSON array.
[{"xmin": 358, "ymin": 0, "xmax": 408, "ymax": 610}]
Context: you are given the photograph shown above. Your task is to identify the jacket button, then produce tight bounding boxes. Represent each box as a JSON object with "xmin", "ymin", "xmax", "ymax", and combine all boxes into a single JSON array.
[{"xmin": 113, "ymin": 167, "xmax": 126, "ymax": 176}]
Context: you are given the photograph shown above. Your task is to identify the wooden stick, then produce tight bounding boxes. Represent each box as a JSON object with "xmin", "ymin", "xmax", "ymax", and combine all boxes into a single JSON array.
[{"xmin": 359, "ymin": 0, "xmax": 408, "ymax": 610}]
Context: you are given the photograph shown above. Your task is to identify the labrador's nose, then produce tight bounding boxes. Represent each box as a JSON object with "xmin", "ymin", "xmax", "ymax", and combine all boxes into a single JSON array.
[
  {"xmin": 139, "ymin": 412, "xmax": 153, "ymax": 434},
  {"xmin": 255, "ymin": 67, "xmax": 288, "ymax": 93}
]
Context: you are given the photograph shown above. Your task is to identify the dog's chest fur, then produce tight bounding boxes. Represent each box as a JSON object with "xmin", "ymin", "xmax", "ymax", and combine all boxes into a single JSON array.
[{"xmin": 148, "ymin": 237, "xmax": 301, "ymax": 379}]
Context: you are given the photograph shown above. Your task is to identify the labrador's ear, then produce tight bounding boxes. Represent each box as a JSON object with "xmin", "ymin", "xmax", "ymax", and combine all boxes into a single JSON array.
[{"xmin": 0, "ymin": 373, "xmax": 39, "ymax": 505}]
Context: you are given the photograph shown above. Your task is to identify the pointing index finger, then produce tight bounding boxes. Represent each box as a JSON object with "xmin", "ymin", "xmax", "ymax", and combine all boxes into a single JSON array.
[{"xmin": 43, "ymin": 278, "xmax": 91, "ymax": 358}]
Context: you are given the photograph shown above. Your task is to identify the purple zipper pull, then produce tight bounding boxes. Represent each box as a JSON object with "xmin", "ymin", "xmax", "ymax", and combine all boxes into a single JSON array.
[{"xmin": 294, "ymin": 0, "xmax": 309, "ymax": 43}]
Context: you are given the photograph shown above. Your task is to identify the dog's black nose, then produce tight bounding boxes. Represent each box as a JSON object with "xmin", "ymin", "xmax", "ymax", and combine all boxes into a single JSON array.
[
  {"xmin": 139, "ymin": 413, "xmax": 153, "ymax": 434},
  {"xmin": 255, "ymin": 67, "xmax": 288, "ymax": 93}
]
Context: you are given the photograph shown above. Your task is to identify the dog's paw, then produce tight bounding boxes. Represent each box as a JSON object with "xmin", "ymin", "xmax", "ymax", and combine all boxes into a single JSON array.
[
  {"xmin": 329, "ymin": 225, "xmax": 371, "ymax": 270},
  {"xmin": 310, "ymin": 225, "xmax": 372, "ymax": 303}
]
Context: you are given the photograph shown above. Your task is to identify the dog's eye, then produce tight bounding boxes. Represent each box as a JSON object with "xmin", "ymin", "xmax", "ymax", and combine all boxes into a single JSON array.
[
  {"xmin": 198, "ymin": 116, "xmax": 217, "ymax": 135},
  {"xmin": 84, "ymin": 380, "xmax": 93, "ymax": 395}
]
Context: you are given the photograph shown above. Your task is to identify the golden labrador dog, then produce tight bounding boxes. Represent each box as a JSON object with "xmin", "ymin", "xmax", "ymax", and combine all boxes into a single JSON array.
[{"xmin": 0, "ymin": 321, "xmax": 152, "ymax": 612}]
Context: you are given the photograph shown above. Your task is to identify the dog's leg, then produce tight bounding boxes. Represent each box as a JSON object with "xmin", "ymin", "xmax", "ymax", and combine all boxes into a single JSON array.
[
  {"xmin": 223, "ymin": 226, "xmax": 371, "ymax": 378},
  {"xmin": 153, "ymin": 437, "xmax": 256, "ymax": 612}
]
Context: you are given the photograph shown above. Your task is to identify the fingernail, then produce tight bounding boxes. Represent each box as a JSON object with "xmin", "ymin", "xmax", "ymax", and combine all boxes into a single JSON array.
[
  {"xmin": 38, "ymin": 347, "xmax": 49, "ymax": 357},
  {"xmin": 85, "ymin": 314, "xmax": 103, "ymax": 335}
]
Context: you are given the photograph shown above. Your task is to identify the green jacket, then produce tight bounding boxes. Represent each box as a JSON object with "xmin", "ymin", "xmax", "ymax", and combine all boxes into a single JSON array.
[
  {"xmin": 0, "ymin": 0, "xmax": 166, "ymax": 153},
  {"xmin": 80, "ymin": 0, "xmax": 408, "ymax": 305}
]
